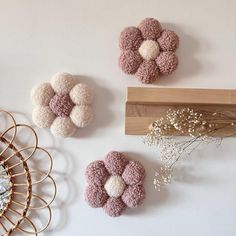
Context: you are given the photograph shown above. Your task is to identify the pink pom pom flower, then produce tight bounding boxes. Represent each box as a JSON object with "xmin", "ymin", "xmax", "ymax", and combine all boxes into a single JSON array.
[
  {"xmin": 85, "ymin": 151, "xmax": 145, "ymax": 217},
  {"xmin": 119, "ymin": 18, "xmax": 179, "ymax": 84}
]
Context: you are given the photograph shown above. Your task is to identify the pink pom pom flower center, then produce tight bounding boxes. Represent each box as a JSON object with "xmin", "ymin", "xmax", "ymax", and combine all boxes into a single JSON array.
[{"xmin": 49, "ymin": 94, "xmax": 74, "ymax": 117}]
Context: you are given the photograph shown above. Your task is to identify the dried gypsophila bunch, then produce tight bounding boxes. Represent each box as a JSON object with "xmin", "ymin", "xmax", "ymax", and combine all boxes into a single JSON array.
[{"xmin": 144, "ymin": 107, "xmax": 236, "ymax": 191}]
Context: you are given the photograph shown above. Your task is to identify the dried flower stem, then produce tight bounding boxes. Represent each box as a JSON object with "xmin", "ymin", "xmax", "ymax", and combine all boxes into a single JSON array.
[{"xmin": 144, "ymin": 108, "xmax": 236, "ymax": 191}]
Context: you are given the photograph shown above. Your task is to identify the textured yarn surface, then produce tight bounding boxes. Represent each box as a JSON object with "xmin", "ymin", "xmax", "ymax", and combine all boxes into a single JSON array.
[
  {"xmin": 85, "ymin": 151, "xmax": 145, "ymax": 217},
  {"xmin": 31, "ymin": 72, "xmax": 94, "ymax": 138},
  {"xmin": 119, "ymin": 17, "xmax": 179, "ymax": 84}
]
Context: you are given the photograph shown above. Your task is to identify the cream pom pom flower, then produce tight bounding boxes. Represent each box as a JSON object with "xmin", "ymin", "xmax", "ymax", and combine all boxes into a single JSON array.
[{"xmin": 31, "ymin": 72, "xmax": 93, "ymax": 138}]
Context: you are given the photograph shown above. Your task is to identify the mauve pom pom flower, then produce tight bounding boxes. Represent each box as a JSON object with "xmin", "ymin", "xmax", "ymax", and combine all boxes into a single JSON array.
[
  {"xmin": 119, "ymin": 17, "xmax": 179, "ymax": 84},
  {"xmin": 85, "ymin": 151, "xmax": 145, "ymax": 217},
  {"xmin": 31, "ymin": 72, "xmax": 94, "ymax": 138}
]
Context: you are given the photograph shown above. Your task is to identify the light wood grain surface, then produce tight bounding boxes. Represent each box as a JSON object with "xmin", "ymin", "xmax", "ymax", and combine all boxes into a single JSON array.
[
  {"xmin": 127, "ymin": 87, "xmax": 236, "ymax": 105},
  {"xmin": 125, "ymin": 88, "xmax": 236, "ymax": 135}
]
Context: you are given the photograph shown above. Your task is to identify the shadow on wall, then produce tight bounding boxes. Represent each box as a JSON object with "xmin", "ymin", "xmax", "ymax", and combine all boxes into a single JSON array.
[
  {"xmin": 24, "ymin": 74, "xmax": 116, "ymax": 140},
  {"xmin": 43, "ymin": 146, "xmax": 77, "ymax": 236},
  {"xmin": 122, "ymin": 150, "xmax": 218, "ymax": 216},
  {"xmin": 123, "ymin": 152, "xmax": 170, "ymax": 216},
  {"xmin": 17, "ymin": 147, "xmax": 77, "ymax": 236},
  {"xmin": 5, "ymin": 111, "xmax": 77, "ymax": 235},
  {"xmin": 6, "ymin": 75, "xmax": 117, "ymax": 234},
  {"xmin": 154, "ymin": 23, "xmax": 212, "ymax": 86}
]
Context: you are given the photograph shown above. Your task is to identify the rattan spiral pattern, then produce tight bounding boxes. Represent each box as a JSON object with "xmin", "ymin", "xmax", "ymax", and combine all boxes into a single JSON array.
[{"xmin": 0, "ymin": 110, "xmax": 56, "ymax": 235}]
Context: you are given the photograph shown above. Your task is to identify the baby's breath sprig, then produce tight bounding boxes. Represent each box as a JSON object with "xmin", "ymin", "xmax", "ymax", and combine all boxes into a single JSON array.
[{"xmin": 144, "ymin": 108, "xmax": 236, "ymax": 191}]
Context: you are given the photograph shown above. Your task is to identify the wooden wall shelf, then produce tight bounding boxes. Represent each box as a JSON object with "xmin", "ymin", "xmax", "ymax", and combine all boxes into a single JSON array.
[{"xmin": 125, "ymin": 87, "xmax": 236, "ymax": 136}]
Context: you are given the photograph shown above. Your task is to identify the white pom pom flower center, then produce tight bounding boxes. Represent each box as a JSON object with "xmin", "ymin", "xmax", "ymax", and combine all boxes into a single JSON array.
[
  {"xmin": 104, "ymin": 175, "xmax": 126, "ymax": 198},
  {"xmin": 138, "ymin": 40, "xmax": 160, "ymax": 60}
]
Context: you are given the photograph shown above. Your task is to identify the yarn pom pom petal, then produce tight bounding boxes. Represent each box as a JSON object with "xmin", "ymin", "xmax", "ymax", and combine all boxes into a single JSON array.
[
  {"xmin": 85, "ymin": 185, "xmax": 109, "ymax": 208},
  {"xmin": 69, "ymin": 83, "xmax": 93, "ymax": 105},
  {"xmin": 119, "ymin": 27, "xmax": 143, "ymax": 51},
  {"xmin": 122, "ymin": 185, "xmax": 145, "ymax": 208},
  {"xmin": 70, "ymin": 105, "xmax": 93, "ymax": 128},
  {"xmin": 51, "ymin": 72, "xmax": 77, "ymax": 95},
  {"xmin": 135, "ymin": 60, "xmax": 159, "ymax": 84},
  {"xmin": 104, "ymin": 151, "xmax": 129, "ymax": 175},
  {"xmin": 122, "ymin": 161, "xmax": 145, "ymax": 185},
  {"xmin": 103, "ymin": 197, "xmax": 126, "ymax": 217},
  {"xmin": 138, "ymin": 18, "xmax": 162, "ymax": 40},
  {"xmin": 119, "ymin": 50, "xmax": 143, "ymax": 74},
  {"xmin": 157, "ymin": 29, "xmax": 179, "ymax": 52},
  {"xmin": 31, "ymin": 83, "xmax": 55, "ymax": 106},
  {"xmin": 156, "ymin": 51, "xmax": 178, "ymax": 75},
  {"xmin": 32, "ymin": 106, "xmax": 56, "ymax": 128},
  {"xmin": 85, "ymin": 161, "xmax": 109, "ymax": 186},
  {"xmin": 50, "ymin": 117, "xmax": 76, "ymax": 138}
]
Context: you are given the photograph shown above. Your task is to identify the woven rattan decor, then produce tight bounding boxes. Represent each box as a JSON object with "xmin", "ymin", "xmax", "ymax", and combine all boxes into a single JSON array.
[{"xmin": 0, "ymin": 110, "xmax": 56, "ymax": 235}]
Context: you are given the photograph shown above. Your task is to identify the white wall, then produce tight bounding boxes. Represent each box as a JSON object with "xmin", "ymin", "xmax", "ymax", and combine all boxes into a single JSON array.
[{"xmin": 0, "ymin": 0, "xmax": 236, "ymax": 235}]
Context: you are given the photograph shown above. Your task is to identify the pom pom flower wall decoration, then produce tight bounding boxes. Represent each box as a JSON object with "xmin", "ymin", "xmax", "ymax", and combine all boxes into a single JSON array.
[
  {"xmin": 85, "ymin": 151, "xmax": 145, "ymax": 217},
  {"xmin": 0, "ymin": 110, "xmax": 56, "ymax": 235},
  {"xmin": 119, "ymin": 18, "xmax": 179, "ymax": 84},
  {"xmin": 31, "ymin": 72, "xmax": 94, "ymax": 138}
]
